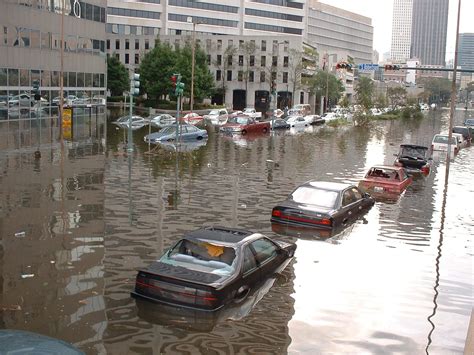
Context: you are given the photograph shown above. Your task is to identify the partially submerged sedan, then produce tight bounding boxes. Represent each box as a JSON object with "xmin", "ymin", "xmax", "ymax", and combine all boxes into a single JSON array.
[
  {"xmin": 144, "ymin": 124, "xmax": 207, "ymax": 143},
  {"xmin": 271, "ymin": 181, "xmax": 374, "ymax": 229},
  {"xmin": 220, "ymin": 115, "xmax": 270, "ymax": 135},
  {"xmin": 132, "ymin": 227, "xmax": 296, "ymax": 311},
  {"xmin": 359, "ymin": 166, "xmax": 412, "ymax": 195},
  {"xmin": 393, "ymin": 144, "xmax": 432, "ymax": 175}
]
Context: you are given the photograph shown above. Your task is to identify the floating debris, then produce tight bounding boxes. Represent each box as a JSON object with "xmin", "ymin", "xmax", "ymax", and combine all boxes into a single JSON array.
[
  {"xmin": 14, "ymin": 231, "xmax": 26, "ymax": 238},
  {"xmin": 21, "ymin": 274, "xmax": 35, "ymax": 279},
  {"xmin": 1, "ymin": 304, "xmax": 21, "ymax": 311}
]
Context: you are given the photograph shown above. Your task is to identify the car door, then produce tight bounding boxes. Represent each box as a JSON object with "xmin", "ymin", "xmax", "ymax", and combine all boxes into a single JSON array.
[
  {"xmin": 249, "ymin": 237, "xmax": 283, "ymax": 279},
  {"xmin": 235, "ymin": 245, "xmax": 261, "ymax": 301},
  {"xmin": 340, "ymin": 188, "xmax": 360, "ymax": 225}
]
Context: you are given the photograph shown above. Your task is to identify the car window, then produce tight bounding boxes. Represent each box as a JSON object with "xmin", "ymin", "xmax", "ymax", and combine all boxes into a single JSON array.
[
  {"xmin": 342, "ymin": 190, "xmax": 356, "ymax": 206},
  {"xmin": 250, "ymin": 238, "xmax": 278, "ymax": 265},
  {"xmin": 351, "ymin": 187, "xmax": 363, "ymax": 200},
  {"xmin": 187, "ymin": 125, "xmax": 198, "ymax": 133},
  {"xmin": 291, "ymin": 186, "xmax": 339, "ymax": 208},
  {"xmin": 242, "ymin": 246, "xmax": 257, "ymax": 275}
]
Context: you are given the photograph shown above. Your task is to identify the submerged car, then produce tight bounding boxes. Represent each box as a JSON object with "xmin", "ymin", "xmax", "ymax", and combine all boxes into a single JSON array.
[
  {"xmin": 463, "ymin": 118, "xmax": 474, "ymax": 127},
  {"xmin": 131, "ymin": 226, "xmax": 296, "ymax": 311},
  {"xmin": 452, "ymin": 126, "xmax": 472, "ymax": 144},
  {"xmin": 204, "ymin": 109, "xmax": 228, "ymax": 125},
  {"xmin": 393, "ymin": 144, "xmax": 432, "ymax": 175},
  {"xmin": 271, "ymin": 181, "xmax": 374, "ymax": 229},
  {"xmin": 431, "ymin": 134, "xmax": 458, "ymax": 155},
  {"xmin": 220, "ymin": 115, "xmax": 270, "ymax": 135},
  {"xmin": 359, "ymin": 166, "xmax": 412, "ymax": 196},
  {"xmin": 149, "ymin": 114, "xmax": 176, "ymax": 128},
  {"xmin": 182, "ymin": 112, "xmax": 204, "ymax": 125},
  {"xmin": 113, "ymin": 115, "xmax": 148, "ymax": 130},
  {"xmin": 286, "ymin": 115, "xmax": 309, "ymax": 128},
  {"xmin": 270, "ymin": 118, "xmax": 290, "ymax": 130},
  {"xmin": 144, "ymin": 124, "xmax": 207, "ymax": 143}
]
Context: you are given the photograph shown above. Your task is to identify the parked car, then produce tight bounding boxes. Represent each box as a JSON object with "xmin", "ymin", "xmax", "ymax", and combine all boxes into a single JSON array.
[
  {"xmin": 431, "ymin": 134, "xmax": 458, "ymax": 155},
  {"xmin": 452, "ymin": 132, "xmax": 468, "ymax": 149},
  {"xmin": 286, "ymin": 115, "xmax": 308, "ymax": 128},
  {"xmin": 220, "ymin": 115, "xmax": 270, "ymax": 135},
  {"xmin": 463, "ymin": 118, "xmax": 474, "ymax": 127},
  {"xmin": 304, "ymin": 114, "xmax": 324, "ymax": 125},
  {"xmin": 183, "ymin": 112, "xmax": 204, "ymax": 125},
  {"xmin": 292, "ymin": 104, "xmax": 311, "ymax": 116},
  {"xmin": 359, "ymin": 166, "xmax": 412, "ymax": 196},
  {"xmin": 393, "ymin": 144, "xmax": 432, "ymax": 175},
  {"xmin": 8, "ymin": 93, "xmax": 33, "ymax": 107},
  {"xmin": 131, "ymin": 226, "xmax": 296, "ymax": 311},
  {"xmin": 52, "ymin": 95, "xmax": 78, "ymax": 106},
  {"xmin": 149, "ymin": 114, "xmax": 176, "ymax": 128},
  {"xmin": 0, "ymin": 94, "xmax": 12, "ymax": 106},
  {"xmin": 144, "ymin": 124, "xmax": 207, "ymax": 143},
  {"xmin": 271, "ymin": 181, "xmax": 375, "ymax": 230},
  {"xmin": 113, "ymin": 115, "xmax": 148, "ymax": 130},
  {"xmin": 452, "ymin": 126, "xmax": 472, "ymax": 144},
  {"xmin": 242, "ymin": 108, "xmax": 262, "ymax": 120},
  {"xmin": 270, "ymin": 118, "xmax": 290, "ymax": 130},
  {"xmin": 204, "ymin": 109, "xmax": 228, "ymax": 125}
]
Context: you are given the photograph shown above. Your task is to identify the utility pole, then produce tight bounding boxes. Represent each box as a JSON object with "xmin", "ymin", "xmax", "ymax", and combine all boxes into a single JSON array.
[
  {"xmin": 128, "ymin": 73, "xmax": 140, "ymax": 152},
  {"xmin": 190, "ymin": 21, "xmax": 196, "ymax": 113}
]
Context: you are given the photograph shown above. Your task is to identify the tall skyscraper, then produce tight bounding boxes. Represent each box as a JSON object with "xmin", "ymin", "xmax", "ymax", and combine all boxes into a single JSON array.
[
  {"xmin": 410, "ymin": 0, "xmax": 449, "ymax": 66},
  {"xmin": 459, "ymin": 33, "xmax": 474, "ymax": 72},
  {"xmin": 390, "ymin": 0, "xmax": 413, "ymax": 62}
]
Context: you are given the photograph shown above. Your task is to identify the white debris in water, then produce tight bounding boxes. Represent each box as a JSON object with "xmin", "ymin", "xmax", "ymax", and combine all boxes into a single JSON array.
[
  {"xmin": 21, "ymin": 274, "xmax": 35, "ymax": 279},
  {"xmin": 14, "ymin": 231, "xmax": 26, "ymax": 238}
]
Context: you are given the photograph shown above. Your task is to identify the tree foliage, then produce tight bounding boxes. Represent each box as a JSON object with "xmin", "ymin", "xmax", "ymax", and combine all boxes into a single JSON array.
[
  {"xmin": 418, "ymin": 77, "xmax": 452, "ymax": 103},
  {"xmin": 355, "ymin": 76, "xmax": 374, "ymax": 110},
  {"xmin": 386, "ymin": 86, "xmax": 407, "ymax": 110},
  {"xmin": 309, "ymin": 70, "xmax": 345, "ymax": 105},
  {"xmin": 107, "ymin": 55, "xmax": 129, "ymax": 96}
]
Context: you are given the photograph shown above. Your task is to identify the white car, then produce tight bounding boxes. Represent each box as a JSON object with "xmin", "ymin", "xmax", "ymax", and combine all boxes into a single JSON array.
[
  {"xmin": 242, "ymin": 108, "xmax": 262, "ymax": 119},
  {"xmin": 286, "ymin": 115, "xmax": 309, "ymax": 128},
  {"xmin": 113, "ymin": 115, "xmax": 148, "ymax": 130},
  {"xmin": 431, "ymin": 134, "xmax": 458, "ymax": 155},
  {"xmin": 150, "ymin": 114, "xmax": 176, "ymax": 128},
  {"xmin": 452, "ymin": 132, "xmax": 468, "ymax": 149},
  {"xmin": 204, "ymin": 109, "xmax": 228, "ymax": 125},
  {"xmin": 304, "ymin": 114, "xmax": 323, "ymax": 125}
]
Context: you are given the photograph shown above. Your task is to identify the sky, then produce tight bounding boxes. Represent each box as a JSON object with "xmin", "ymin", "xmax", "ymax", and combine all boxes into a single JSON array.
[{"xmin": 319, "ymin": 0, "xmax": 474, "ymax": 62}]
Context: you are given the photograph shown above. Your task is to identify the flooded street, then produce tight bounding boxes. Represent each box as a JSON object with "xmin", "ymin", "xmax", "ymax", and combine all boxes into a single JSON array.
[{"xmin": 0, "ymin": 109, "xmax": 472, "ymax": 354}]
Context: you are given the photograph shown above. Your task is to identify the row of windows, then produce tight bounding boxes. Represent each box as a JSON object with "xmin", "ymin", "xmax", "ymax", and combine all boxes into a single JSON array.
[
  {"xmin": 252, "ymin": 0, "xmax": 304, "ymax": 9},
  {"xmin": 168, "ymin": 14, "xmax": 238, "ymax": 28},
  {"xmin": 107, "ymin": 39, "xmax": 150, "ymax": 51},
  {"xmin": 108, "ymin": 7, "xmax": 160, "ymax": 20},
  {"xmin": 215, "ymin": 70, "xmax": 289, "ymax": 84},
  {"xmin": 106, "ymin": 24, "xmax": 160, "ymax": 36},
  {"xmin": 0, "ymin": 69, "xmax": 105, "ymax": 88},
  {"xmin": 245, "ymin": 8, "xmax": 303, "ymax": 22},
  {"xmin": 140, "ymin": 0, "xmax": 160, "ymax": 3},
  {"xmin": 9, "ymin": 0, "xmax": 106, "ymax": 23},
  {"xmin": 169, "ymin": 0, "xmax": 238, "ymax": 14},
  {"xmin": 244, "ymin": 22, "xmax": 302, "ymax": 35},
  {"xmin": 214, "ymin": 54, "xmax": 289, "ymax": 68},
  {"xmin": 1, "ymin": 25, "xmax": 105, "ymax": 54}
]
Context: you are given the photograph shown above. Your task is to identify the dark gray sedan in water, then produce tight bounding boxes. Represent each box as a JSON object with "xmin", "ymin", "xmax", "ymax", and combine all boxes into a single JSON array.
[
  {"xmin": 271, "ymin": 181, "xmax": 374, "ymax": 230},
  {"xmin": 144, "ymin": 124, "xmax": 208, "ymax": 143}
]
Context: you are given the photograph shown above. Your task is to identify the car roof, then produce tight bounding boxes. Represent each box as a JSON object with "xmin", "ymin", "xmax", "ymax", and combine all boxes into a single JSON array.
[
  {"xmin": 183, "ymin": 226, "xmax": 258, "ymax": 246},
  {"xmin": 303, "ymin": 181, "xmax": 352, "ymax": 191},
  {"xmin": 400, "ymin": 144, "xmax": 428, "ymax": 149}
]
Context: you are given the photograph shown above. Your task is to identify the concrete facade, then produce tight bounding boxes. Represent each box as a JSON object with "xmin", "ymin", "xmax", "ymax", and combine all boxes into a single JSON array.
[{"xmin": 390, "ymin": 0, "xmax": 412, "ymax": 62}]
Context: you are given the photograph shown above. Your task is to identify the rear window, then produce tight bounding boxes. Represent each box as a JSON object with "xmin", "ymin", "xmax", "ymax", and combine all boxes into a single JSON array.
[
  {"xmin": 367, "ymin": 168, "xmax": 399, "ymax": 180},
  {"xmin": 290, "ymin": 186, "xmax": 339, "ymax": 208},
  {"xmin": 433, "ymin": 135, "xmax": 456, "ymax": 144},
  {"xmin": 400, "ymin": 146, "xmax": 427, "ymax": 158},
  {"xmin": 162, "ymin": 239, "xmax": 236, "ymax": 276}
]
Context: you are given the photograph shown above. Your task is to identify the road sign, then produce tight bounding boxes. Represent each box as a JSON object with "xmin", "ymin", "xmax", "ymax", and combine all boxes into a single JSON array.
[{"xmin": 358, "ymin": 64, "xmax": 379, "ymax": 71}]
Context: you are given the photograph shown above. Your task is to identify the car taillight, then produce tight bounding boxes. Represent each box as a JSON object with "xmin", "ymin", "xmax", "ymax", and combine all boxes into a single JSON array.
[
  {"xmin": 319, "ymin": 218, "xmax": 332, "ymax": 226},
  {"xmin": 421, "ymin": 166, "xmax": 429, "ymax": 174},
  {"xmin": 272, "ymin": 209, "xmax": 282, "ymax": 217}
]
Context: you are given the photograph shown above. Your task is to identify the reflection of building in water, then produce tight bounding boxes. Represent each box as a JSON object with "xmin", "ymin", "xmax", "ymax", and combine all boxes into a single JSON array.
[{"xmin": 0, "ymin": 122, "xmax": 107, "ymax": 352}]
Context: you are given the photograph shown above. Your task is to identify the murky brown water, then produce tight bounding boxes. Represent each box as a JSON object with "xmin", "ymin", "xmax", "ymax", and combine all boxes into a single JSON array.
[{"xmin": 0, "ymin": 108, "xmax": 472, "ymax": 354}]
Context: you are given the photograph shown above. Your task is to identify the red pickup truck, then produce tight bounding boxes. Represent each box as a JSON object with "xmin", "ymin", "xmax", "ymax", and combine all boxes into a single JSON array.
[{"xmin": 220, "ymin": 115, "xmax": 270, "ymax": 135}]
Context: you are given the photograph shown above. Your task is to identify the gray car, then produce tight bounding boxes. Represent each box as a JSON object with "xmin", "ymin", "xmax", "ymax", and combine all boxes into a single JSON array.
[{"xmin": 144, "ymin": 124, "xmax": 208, "ymax": 143}]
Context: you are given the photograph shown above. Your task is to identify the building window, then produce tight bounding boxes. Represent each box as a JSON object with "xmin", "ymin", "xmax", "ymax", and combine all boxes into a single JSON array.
[
  {"xmin": 261, "ymin": 40, "xmax": 266, "ymax": 51},
  {"xmin": 125, "ymin": 39, "xmax": 129, "ymax": 50},
  {"xmin": 249, "ymin": 71, "xmax": 254, "ymax": 82},
  {"xmin": 135, "ymin": 53, "xmax": 139, "ymax": 64},
  {"xmin": 115, "ymin": 53, "xmax": 119, "ymax": 60},
  {"xmin": 115, "ymin": 39, "xmax": 120, "ymax": 50},
  {"xmin": 260, "ymin": 71, "xmax": 265, "ymax": 83},
  {"xmin": 300, "ymin": 91, "xmax": 304, "ymax": 104},
  {"xmin": 227, "ymin": 70, "xmax": 232, "ymax": 81},
  {"xmin": 238, "ymin": 70, "xmax": 243, "ymax": 81},
  {"xmin": 106, "ymin": 39, "xmax": 110, "ymax": 50},
  {"xmin": 283, "ymin": 56, "xmax": 288, "ymax": 67},
  {"xmin": 283, "ymin": 72, "xmax": 288, "ymax": 83},
  {"xmin": 239, "ymin": 40, "xmax": 244, "ymax": 49},
  {"xmin": 206, "ymin": 55, "xmax": 211, "ymax": 65},
  {"xmin": 271, "ymin": 72, "xmax": 276, "ymax": 81},
  {"xmin": 125, "ymin": 53, "xmax": 129, "ymax": 64},
  {"xmin": 217, "ymin": 55, "xmax": 222, "ymax": 65},
  {"xmin": 250, "ymin": 55, "xmax": 255, "ymax": 66},
  {"xmin": 228, "ymin": 39, "xmax": 233, "ymax": 48},
  {"xmin": 135, "ymin": 39, "xmax": 139, "ymax": 50},
  {"xmin": 239, "ymin": 55, "xmax": 243, "ymax": 66},
  {"xmin": 216, "ymin": 70, "xmax": 221, "ymax": 81},
  {"xmin": 145, "ymin": 39, "xmax": 149, "ymax": 50},
  {"xmin": 272, "ymin": 56, "xmax": 277, "ymax": 67},
  {"xmin": 217, "ymin": 39, "xmax": 222, "ymax": 50},
  {"xmin": 261, "ymin": 56, "xmax": 266, "ymax": 67},
  {"xmin": 227, "ymin": 55, "xmax": 232, "ymax": 66},
  {"xmin": 206, "ymin": 39, "xmax": 211, "ymax": 50}
]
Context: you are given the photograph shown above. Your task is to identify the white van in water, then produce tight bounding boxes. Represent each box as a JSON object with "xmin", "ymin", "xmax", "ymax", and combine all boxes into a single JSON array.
[
  {"xmin": 431, "ymin": 134, "xmax": 458, "ymax": 155},
  {"xmin": 452, "ymin": 132, "xmax": 468, "ymax": 149}
]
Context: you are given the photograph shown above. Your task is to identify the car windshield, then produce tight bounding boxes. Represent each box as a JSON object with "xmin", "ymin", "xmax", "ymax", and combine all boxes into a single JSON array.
[
  {"xmin": 228, "ymin": 116, "xmax": 249, "ymax": 125},
  {"xmin": 290, "ymin": 186, "xmax": 339, "ymax": 208},
  {"xmin": 161, "ymin": 239, "xmax": 237, "ymax": 276},
  {"xmin": 433, "ymin": 135, "xmax": 456, "ymax": 144},
  {"xmin": 209, "ymin": 110, "xmax": 219, "ymax": 115},
  {"xmin": 160, "ymin": 126, "xmax": 176, "ymax": 134},
  {"xmin": 400, "ymin": 146, "xmax": 427, "ymax": 158}
]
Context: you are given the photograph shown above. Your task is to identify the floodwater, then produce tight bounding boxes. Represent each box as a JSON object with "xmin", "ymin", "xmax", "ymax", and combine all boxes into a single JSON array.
[{"xmin": 0, "ymin": 108, "xmax": 472, "ymax": 354}]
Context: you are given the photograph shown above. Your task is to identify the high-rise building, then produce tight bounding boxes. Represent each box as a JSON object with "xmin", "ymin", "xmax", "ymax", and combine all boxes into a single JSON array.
[
  {"xmin": 410, "ymin": 0, "xmax": 449, "ymax": 66},
  {"xmin": 390, "ymin": 0, "xmax": 412, "ymax": 62},
  {"xmin": 459, "ymin": 33, "xmax": 474, "ymax": 73}
]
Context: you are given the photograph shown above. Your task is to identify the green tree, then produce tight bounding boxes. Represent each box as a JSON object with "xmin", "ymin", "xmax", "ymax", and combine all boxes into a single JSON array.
[
  {"xmin": 310, "ymin": 70, "xmax": 344, "ymax": 110},
  {"xmin": 107, "ymin": 55, "xmax": 129, "ymax": 97},
  {"xmin": 374, "ymin": 93, "xmax": 388, "ymax": 110},
  {"xmin": 386, "ymin": 86, "xmax": 407, "ymax": 110},
  {"xmin": 355, "ymin": 76, "xmax": 374, "ymax": 111},
  {"xmin": 288, "ymin": 47, "xmax": 319, "ymax": 107},
  {"xmin": 418, "ymin": 77, "xmax": 452, "ymax": 104}
]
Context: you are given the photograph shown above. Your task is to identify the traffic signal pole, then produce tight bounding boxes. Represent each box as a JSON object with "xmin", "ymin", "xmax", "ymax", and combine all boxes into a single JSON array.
[{"xmin": 128, "ymin": 73, "xmax": 140, "ymax": 152}]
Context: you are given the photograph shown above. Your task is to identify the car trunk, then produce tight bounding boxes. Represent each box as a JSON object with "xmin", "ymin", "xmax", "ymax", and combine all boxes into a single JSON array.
[
  {"xmin": 272, "ymin": 204, "xmax": 333, "ymax": 228},
  {"xmin": 360, "ymin": 178, "xmax": 402, "ymax": 193},
  {"xmin": 398, "ymin": 157, "xmax": 427, "ymax": 169},
  {"xmin": 133, "ymin": 262, "xmax": 226, "ymax": 311}
]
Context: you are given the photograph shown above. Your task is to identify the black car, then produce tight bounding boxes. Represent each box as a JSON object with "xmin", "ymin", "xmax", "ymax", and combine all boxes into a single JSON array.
[
  {"xmin": 271, "ymin": 118, "xmax": 290, "ymax": 129},
  {"xmin": 453, "ymin": 126, "xmax": 472, "ymax": 144},
  {"xmin": 271, "ymin": 181, "xmax": 374, "ymax": 229},
  {"xmin": 393, "ymin": 144, "xmax": 432, "ymax": 175},
  {"xmin": 131, "ymin": 226, "xmax": 296, "ymax": 311}
]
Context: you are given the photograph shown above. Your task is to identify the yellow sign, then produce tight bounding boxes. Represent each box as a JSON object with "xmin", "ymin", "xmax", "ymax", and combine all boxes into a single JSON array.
[{"xmin": 63, "ymin": 108, "xmax": 72, "ymax": 127}]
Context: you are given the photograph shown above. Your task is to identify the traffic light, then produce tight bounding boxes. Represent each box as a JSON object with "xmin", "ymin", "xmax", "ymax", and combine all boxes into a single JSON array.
[
  {"xmin": 336, "ymin": 62, "xmax": 353, "ymax": 70},
  {"xmin": 271, "ymin": 80, "xmax": 276, "ymax": 95},
  {"xmin": 32, "ymin": 79, "xmax": 41, "ymax": 101},
  {"xmin": 384, "ymin": 64, "xmax": 401, "ymax": 71},
  {"xmin": 173, "ymin": 74, "xmax": 184, "ymax": 96},
  {"xmin": 170, "ymin": 75, "xmax": 177, "ymax": 89},
  {"xmin": 131, "ymin": 73, "xmax": 140, "ymax": 96},
  {"xmin": 175, "ymin": 82, "xmax": 185, "ymax": 96}
]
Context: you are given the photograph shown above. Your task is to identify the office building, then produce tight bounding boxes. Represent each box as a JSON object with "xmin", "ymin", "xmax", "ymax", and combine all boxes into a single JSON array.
[
  {"xmin": 459, "ymin": 33, "xmax": 474, "ymax": 73},
  {"xmin": 390, "ymin": 0, "xmax": 412, "ymax": 62},
  {"xmin": 0, "ymin": 0, "xmax": 107, "ymax": 121},
  {"xmin": 410, "ymin": 0, "xmax": 448, "ymax": 66}
]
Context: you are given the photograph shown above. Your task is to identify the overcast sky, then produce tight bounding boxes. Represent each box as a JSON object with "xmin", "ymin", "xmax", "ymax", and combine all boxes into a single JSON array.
[{"xmin": 319, "ymin": 0, "xmax": 474, "ymax": 62}]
